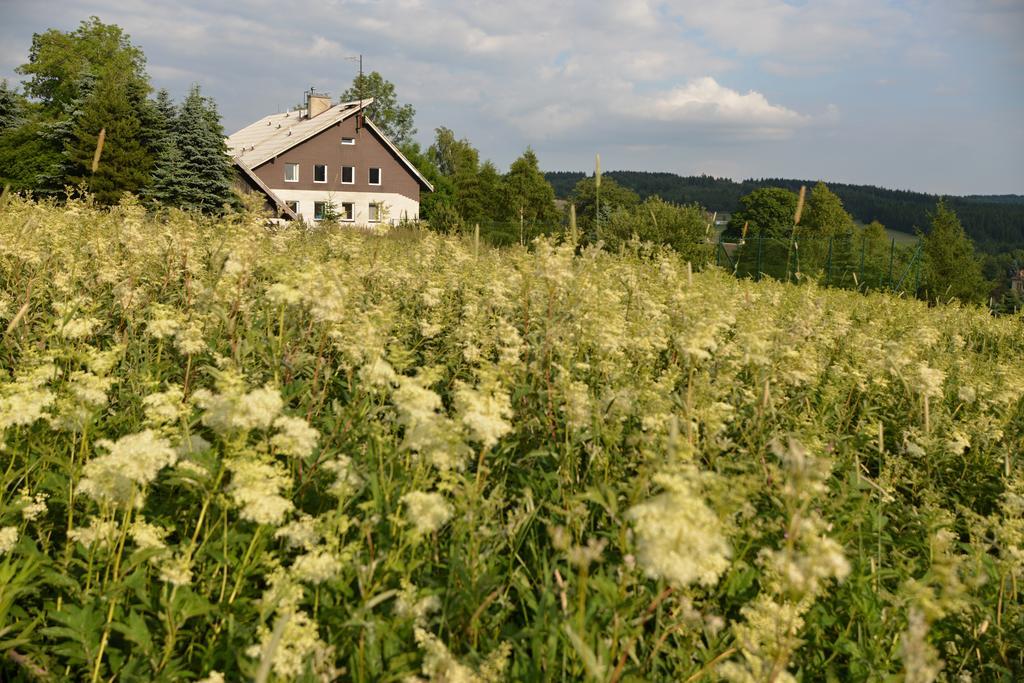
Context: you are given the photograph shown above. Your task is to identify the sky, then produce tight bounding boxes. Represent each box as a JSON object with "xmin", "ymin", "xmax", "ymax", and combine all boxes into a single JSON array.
[{"xmin": 1, "ymin": 0, "xmax": 1023, "ymax": 195}]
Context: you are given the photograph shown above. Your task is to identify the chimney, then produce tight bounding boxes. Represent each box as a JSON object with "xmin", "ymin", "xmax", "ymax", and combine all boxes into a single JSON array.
[{"xmin": 305, "ymin": 88, "xmax": 331, "ymax": 119}]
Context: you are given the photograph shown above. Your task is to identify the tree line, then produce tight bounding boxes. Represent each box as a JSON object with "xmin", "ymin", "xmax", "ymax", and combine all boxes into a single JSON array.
[
  {"xmin": 546, "ymin": 170, "xmax": 1024, "ymax": 254},
  {"xmin": 0, "ymin": 18, "xmax": 234, "ymax": 210}
]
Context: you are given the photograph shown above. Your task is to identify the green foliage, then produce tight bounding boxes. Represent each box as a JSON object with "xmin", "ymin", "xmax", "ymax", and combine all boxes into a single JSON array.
[
  {"xmin": 0, "ymin": 80, "xmax": 27, "ymax": 133},
  {"xmin": 144, "ymin": 89, "xmax": 188, "ymax": 207},
  {"xmin": 546, "ymin": 170, "xmax": 1024, "ymax": 253},
  {"xmin": 171, "ymin": 85, "xmax": 235, "ymax": 213},
  {"xmin": 920, "ymin": 200, "xmax": 989, "ymax": 304},
  {"xmin": 603, "ymin": 196, "xmax": 711, "ymax": 262},
  {"xmin": 16, "ymin": 16, "xmax": 147, "ymax": 114},
  {"xmin": 801, "ymin": 181, "xmax": 854, "ymax": 237},
  {"xmin": 63, "ymin": 74, "xmax": 153, "ymax": 204},
  {"xmin": 340, "ymin": 71, "xmax": 416, "ymax": 146},
  {"xmin": 1, "ymin": 198, "xmax": 1022, "ymax": 681},
  {"xmin": 568, "ymin": 175, "xmax": 640, "ymax": 241},
  {"xmin": 727, "ymin": 186, "xmax": 799, "ymax": 238},
  {"xmin": 502, "ymin": 148, "xmax": 559, "ymax": 229}
]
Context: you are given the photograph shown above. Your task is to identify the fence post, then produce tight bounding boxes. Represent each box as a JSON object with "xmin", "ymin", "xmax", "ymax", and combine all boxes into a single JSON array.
[
  {"xmin": 887, "ymin": 237, "xmax": 895, "ymax": 289},
  {"xmin": 825, "ymin": 237, "xmax": 833, "ymax": 287},
  {"xmin": 756, "ymin": 235, "xmax": 763, "ymax": 282},
  {"xmin": 859, "ymin": 238, "xmax": 866, "ymax": 290}
]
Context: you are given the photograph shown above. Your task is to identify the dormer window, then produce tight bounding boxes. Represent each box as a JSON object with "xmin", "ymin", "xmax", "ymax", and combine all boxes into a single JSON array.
[
  {"xmin": 284, "ymin": 163, "xmax": 299, "ymax": 182},
  {"xmin": 368, "ymin": 167, "xmax": 381, "ymax": 185}
]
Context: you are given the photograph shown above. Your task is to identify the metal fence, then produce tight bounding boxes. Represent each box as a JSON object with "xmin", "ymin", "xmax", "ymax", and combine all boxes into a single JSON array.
[{"xmin": 716, "ymin": 235, "xmax": 923, "ymax": 294}]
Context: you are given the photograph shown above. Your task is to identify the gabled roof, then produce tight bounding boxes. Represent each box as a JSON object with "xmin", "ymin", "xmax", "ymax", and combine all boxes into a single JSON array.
[
  {"xmin": 226, "ymin": 98, "xmax": 433, "ymax": 192},
  {"xmin": 234, "ymin": 158, "xmax": 298, "ymax": 221}
]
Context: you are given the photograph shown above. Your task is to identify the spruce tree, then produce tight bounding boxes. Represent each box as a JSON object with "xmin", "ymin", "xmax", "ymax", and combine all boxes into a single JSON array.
[
  {"xmin": 64, "ymin": 74, "xmax": 152, "ymax": 204},
  {"xmin": 920, "ymin": 200, "xmax": 988, "ymax": 304},
  {"xmin": 145, "ymin": 88, "xmax": 188, "ymax": 206},
  {"xmin": 174, "ymin": 85, "xmax": 234, "ymax": 212}
]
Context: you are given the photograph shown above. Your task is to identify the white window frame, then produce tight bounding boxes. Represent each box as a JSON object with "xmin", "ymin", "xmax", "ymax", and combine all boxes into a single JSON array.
[
  {"xmin": 368, "ymin": 167, "xmax": 382, "ymax": 186},
  {"xmin": 313, "ymin": 201, "xmax": 327, "ymax": 221},
  {"xmin": 313, "ymin": 164, "xmax": 328, "ymax": 183},
  {"xmin": 341, "ymin": 137, "xmax": 355, "ymax": 145},
  {"xmin": 341, "ymin": 202, "xmax": 354, "ymax": 222},
  {"xmin": 341, "ymin": 165, "xmax": 355, "ymax": 185},
  {"xmin": 284, "ymin": 163, "xmax": 299, "ymax": 183},
  {"xmin": 285, "ymin": 200, "xmax": 299, "ymax": 214},
  {"xmin": 368, "ymin": 202, "xmax": 380, "ymax": 223}
]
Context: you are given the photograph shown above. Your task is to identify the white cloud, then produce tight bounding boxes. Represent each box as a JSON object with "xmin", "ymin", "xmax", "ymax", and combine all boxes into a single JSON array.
[{"xmin": 636, "ymin": 77, "xmax": 806, "ymax": 128}]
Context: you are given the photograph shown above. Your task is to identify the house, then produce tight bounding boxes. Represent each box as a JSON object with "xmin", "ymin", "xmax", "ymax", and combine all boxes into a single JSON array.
[{"xmin": 227, "ymin": 90, "xmax": 433, "ymax": 224}]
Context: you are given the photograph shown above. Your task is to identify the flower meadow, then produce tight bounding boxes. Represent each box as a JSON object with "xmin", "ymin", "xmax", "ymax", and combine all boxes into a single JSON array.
[{"xmin": 1, "ymin": 196, "xmax": 1023, "ymax": 682}]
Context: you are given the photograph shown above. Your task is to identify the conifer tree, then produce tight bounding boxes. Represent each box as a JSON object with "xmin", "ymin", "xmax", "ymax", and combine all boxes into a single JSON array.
[
  {"xmin": 503, "ymin": 148, "xmax": 559, "ymax": 228},
  {"xmin": 174, "ymin": 85, "xmax": 234, "ymax": 212},
  {"xmin": 145, "ymin": 88, "xmax": 188, "ymax": 206},
  {"xmin": 64, "ymin": 74, "xmax": 152, "ymax": 204},
  {"xmin": 920, "ymin": 200, "xmax": 988, "ymax": 304}
]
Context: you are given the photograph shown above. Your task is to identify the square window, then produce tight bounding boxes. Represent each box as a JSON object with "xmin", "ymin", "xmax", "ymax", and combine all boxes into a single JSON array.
[
  {"xmin": 314, "ymin": 201, "xmax": 326, "ymax": 220},
  {"xmin": 368, "ymin": 202, "xmax": 380, "ymax": 223},
  {"xmin": 341, "ymin": 137, "xmax": 355, "ymax": 145},
  {"xmin": 313, "ymin": 164, "xmax": 327, "ymax": 183},
  {"xmin": 368, "ymin": 167, "xmax": 381, "ymax": 185},
  {"xmin": 285, "ymin": 200, "xmax": 298, "ymax": 214},
  {"xmin": 341, "ymin": 202, "xmax": 354, "ymax": 221},
  {"xmin": 284, "ymin": 163, "xmax": 299, "ymax": 182}
]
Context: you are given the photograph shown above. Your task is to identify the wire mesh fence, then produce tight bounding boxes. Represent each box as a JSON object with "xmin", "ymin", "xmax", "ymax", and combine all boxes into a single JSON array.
[{"xmin": 716, "ymin": 234, "xmax": 923, "ymax": 294}]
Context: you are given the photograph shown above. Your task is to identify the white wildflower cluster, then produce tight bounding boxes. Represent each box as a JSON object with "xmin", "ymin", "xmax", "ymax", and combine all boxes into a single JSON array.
[
  {"xmin": 142, "ymin": 385, "xmax": 186, "ymax": 427},
  {"xmin": 401, "ymin": 491, "xmax": 453, "ymax": 538},
  {"xmin": 360, "ymin": 355, "xmax": 398, "ymax": 389},
  {"xmin": 291, "ymin": 548, "xmax": 342, "ymax": 585},
  {"xmin": 270, "ymin": 415, "xmax": 319, "ymax": 458},
  {"xmin": 913, "ymin": 362, "xmax": 946, "ymax": 399},
  {"xmin": 722, "ymin": 437, "xmax": 849, "ymax": 682},
  {"xmin": 394, "ymin": 580, "xmax": 441, "ymax": 627},
  {"xmin": 275, "ymin": 514, "xmax": 321, "ymax": 550},
  {"xmin": 50, "ymin": 370, "xmax": 114, "ymax": 432},
  {"xmin": 145, "ymin": 303, "xmax": 183, "ymax": 340},
  {"xmin": 18, "ymin": 489, "xmax": 48, "ymax": 522},
  {"xmin": 78, "ymin": 430, "xmax": 177, "ymax": 508},
  {"xmin": 158, "ymin": 553, "xmax": 194, "ymax": 587},
  {"xmin": 322, "ymin": 455, "xmax": 363, "ymax": 499},
  {"xmin": 719, "ymin": 596, "xmax": 806, "ymax": 683},
  {"xmin": 899, "ymin": 608, "xmax": 944, "ymax": 683},
  {"xmin": 0, "ymin": 365, "xmax": 55, "ymax": 432},
  {"xmin": 454, "ymin": 374, "xmax": 513, "ymax": 449},
  {"xmin": 0, "ymin": 526, "xmax": 18, "ymax": 555},
  {"xmin": 193, "ymin": 372, "xmax": 283, "ymax": 436},
  {"xmin": 127, "ymin": 518, "xmax": 168, "ymax": 554},
  {"xmin": 226, "ymin": 456, "xmax": 294, "ymax": 526},
  {"xmin": 69, "ymin": 517, "xmax": 119, "ymax": 549},
  {"xmin": 246, "ymin": 610, "xmax": 335, "ymax": 680},
  {"xmin": 626, "ymin": 470, "xmax": 731, "ymax": 588},
  {"xmin": 266, "ymin": 281, "xmax": 304, "ymax": 307},
  {"xmin": 393, "ymin": 375, "xmax": 469, "ymax": 471},
  {"xmin": 412, "ymin": 628, "xmax": 511, "ymax": 683},
  {"xmin": 61, "ymin": 316, "xmax": 103, "ymax": 340},
  {"xmin": 173, "ymin": 321, "xmax": 206, "ymax": 356}
]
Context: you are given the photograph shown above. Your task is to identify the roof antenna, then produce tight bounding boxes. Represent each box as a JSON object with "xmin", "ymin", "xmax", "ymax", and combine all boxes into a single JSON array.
[{"xmin": 344, "ymin": 54, "xmax": 364, "ymax": 134}]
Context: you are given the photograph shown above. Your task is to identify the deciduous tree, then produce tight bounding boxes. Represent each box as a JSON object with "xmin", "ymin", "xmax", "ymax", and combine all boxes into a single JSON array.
[{"xmin": 341, "ymin": 71, "xmax": 416, "ymax": 145}]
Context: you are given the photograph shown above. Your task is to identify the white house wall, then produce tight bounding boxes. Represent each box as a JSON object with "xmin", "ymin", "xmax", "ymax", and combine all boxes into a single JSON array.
[{"xmin": 273, "ymin": 189, "xmax": 420, "ymax": 225}]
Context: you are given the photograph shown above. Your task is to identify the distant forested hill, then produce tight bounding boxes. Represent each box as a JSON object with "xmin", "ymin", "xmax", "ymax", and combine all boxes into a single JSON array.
[{"xmin": 545, "ymin": 171, "xmax": 1024, "ymax": 252}]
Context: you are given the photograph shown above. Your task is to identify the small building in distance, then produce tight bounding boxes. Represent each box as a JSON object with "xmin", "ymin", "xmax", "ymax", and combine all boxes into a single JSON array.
[{"xmin": 227, "ymin": 90, "xmax": 433, "ymax": 224}]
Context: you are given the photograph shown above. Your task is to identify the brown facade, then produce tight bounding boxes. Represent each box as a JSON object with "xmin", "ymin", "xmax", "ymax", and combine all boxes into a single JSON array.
[{"xmin": 251, "ymin": 116, "xmax": 422, "ymax": 203}]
